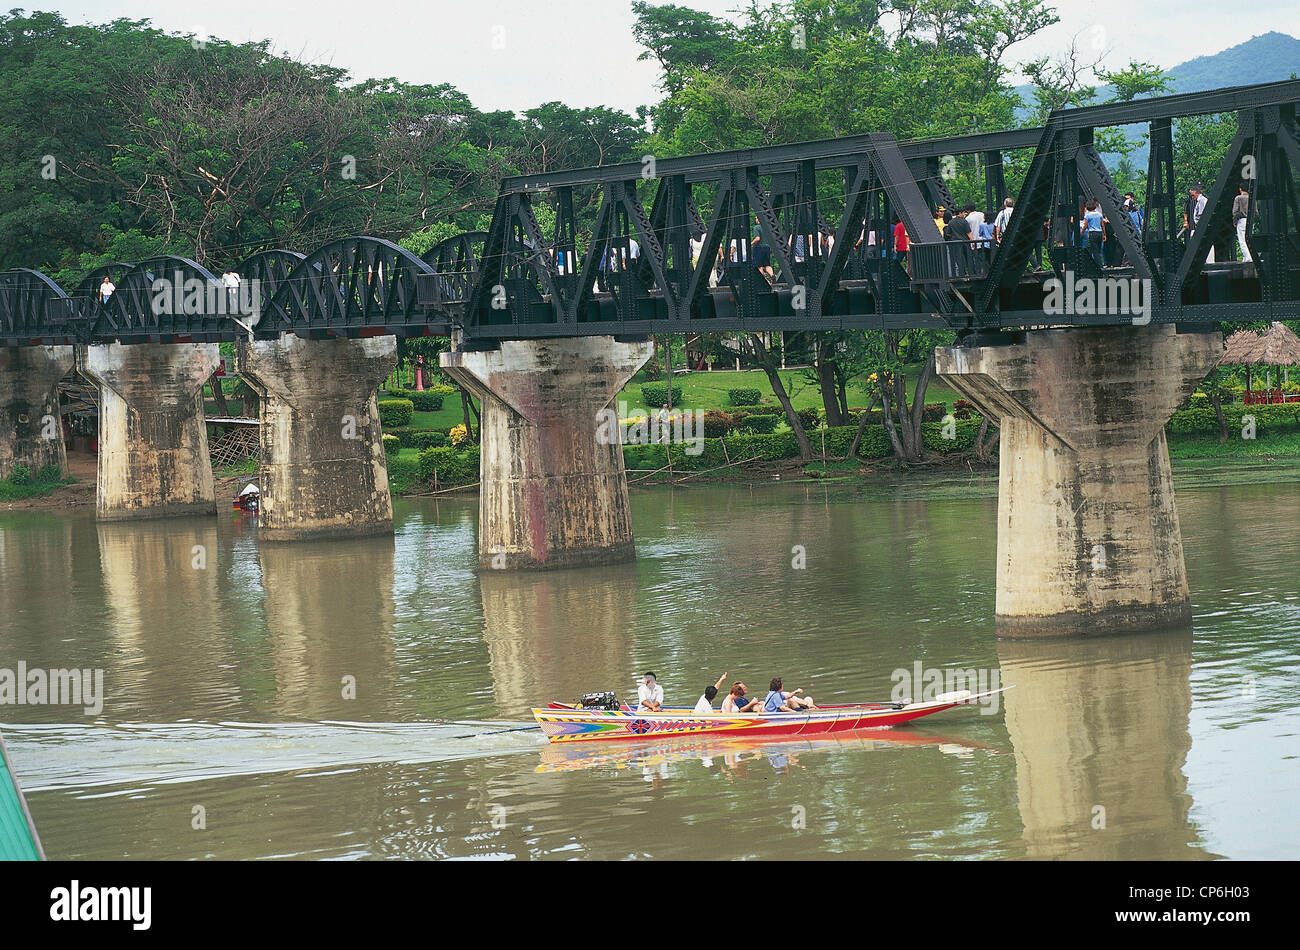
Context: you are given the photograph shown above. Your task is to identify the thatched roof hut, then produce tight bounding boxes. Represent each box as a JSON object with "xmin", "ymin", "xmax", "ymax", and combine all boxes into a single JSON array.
[
  {"xmin": 1219, "ymin": 322, "xmax": 1300, "ymax": 396},
  {"xmin": 1219, "ymin": 322, "xmax": 1300, "ymax": 366}
]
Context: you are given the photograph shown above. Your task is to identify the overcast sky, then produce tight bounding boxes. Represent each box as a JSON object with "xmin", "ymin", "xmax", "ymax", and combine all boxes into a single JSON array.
[{"xmin": 38, "ymin": 1, "xmax": 1300, "ymax": 115}]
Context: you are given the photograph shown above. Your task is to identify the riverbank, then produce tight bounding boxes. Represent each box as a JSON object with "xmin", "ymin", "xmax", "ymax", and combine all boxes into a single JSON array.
[
  {"xmin": 0, "ymin": 451, "xmax": 254, "ymax": 513},
  {"xmin": 9, "ymin": 429, "xmax": 1299, "ymax": 514}
]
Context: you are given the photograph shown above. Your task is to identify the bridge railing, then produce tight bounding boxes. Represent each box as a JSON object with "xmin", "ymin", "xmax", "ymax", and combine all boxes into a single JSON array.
[{"xmin": 909, "ymin": 242, "xmax": 993, "ymax": 284}]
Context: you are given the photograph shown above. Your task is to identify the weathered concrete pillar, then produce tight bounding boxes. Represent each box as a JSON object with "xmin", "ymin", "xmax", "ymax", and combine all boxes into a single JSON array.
[
  {"xmin": 441, "ymin": 336, "xmax": 653, "ymax": 569},
  {"xmin": 78, "ymin": 342, "xmax": 219, "ymax": 521},
  {"xmin": 235, "ymin": 334, "xmax": 397, "ymax": 541},
  {"xmin": 0, "ymin": 346, "xmax": 74, "ymax": 479},
  {"xmin": 936, "ymin": 326, "xmax": 1222, "ymax": 638}
]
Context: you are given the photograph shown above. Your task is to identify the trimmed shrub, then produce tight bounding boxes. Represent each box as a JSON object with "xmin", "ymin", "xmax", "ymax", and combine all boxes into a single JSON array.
[
  {"xmin": 449, "ymin": 423, "xmax": 470, "ymax": 446},
  {"xmin": 727, "ymin": 388, "xmax": 763, "ymax": 406},
  {"xmin": 952, "ymin": 399, "xmax": 979, "ymax": 420},
  {"xmin": 702, "ymin": 409, "xmax": 736, "ymax": 438},
  {"xmin": 1167, "ymin": 403, "xmax": 1299, "ymax": 435},
  {"xmin": 411, "ymin": 430, "xmax": 450, "ymax": 450},
  {"xmin": 922, "ymin": 403, "xmax": 947, "ymax": 423},
  {"xmin": 738, "ymin": 403, "xmax": 782, "ymax": 415},
  {"xmin": 641, "ymin": 382, "xmax": 682, "ymax": 407},
  {"xmin": 386, "ymin": 452, "xmax": 422, "ymax": 494},
  {"xmin": 409, "ymin": 390, "xmax": 444, "ymax": 412},
  {"xmin": 740, "ymin": 413, "xmax": 778, "ymax": 434},
  {"xmin": 386, "ymin": 387, "xmax": 445, "ymax": 411},
  {"xmin": 417, "ymin": 446, "xmax": 479, "ymax": 486},
  {"xmin": 378, "ymin": 399, "xmax": 414, "ymax": 428},
  {"xmin": 796, "ymin": 406, "xmax": 820, "ymax": 431},
  {"xmin": 382, "ymin": 434, "xmax": 400, "ymax": 457}
]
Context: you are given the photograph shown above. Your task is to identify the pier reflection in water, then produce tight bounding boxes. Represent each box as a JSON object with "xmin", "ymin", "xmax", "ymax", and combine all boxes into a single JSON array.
[
  {"xmin": 998, "ymin": 631, "xmax": 1214, "ymax": 860},
  {"xmin": 0, "ymin": 476, "xmax": 1296, "ymax": 859}
]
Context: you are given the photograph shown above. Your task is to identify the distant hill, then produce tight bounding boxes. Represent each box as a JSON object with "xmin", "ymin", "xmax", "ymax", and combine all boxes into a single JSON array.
[{"xmin": 1012, "ymin": 31, "xmax": 1300, "ymax": 168}]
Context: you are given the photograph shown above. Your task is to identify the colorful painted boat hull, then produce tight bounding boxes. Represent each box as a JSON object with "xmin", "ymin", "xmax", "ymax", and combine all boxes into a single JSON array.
[
  {"xmin": 533, "ymin": 688, "xmax": 1008, "ymax": 743},
  {"xmin": 0, "ymin": 728, "xmax": 43, "ymax": 860}
]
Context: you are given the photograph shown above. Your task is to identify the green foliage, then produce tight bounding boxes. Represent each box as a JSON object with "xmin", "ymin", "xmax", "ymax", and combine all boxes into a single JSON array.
[
  {"xmin": 1167, "ymin": 403, "xmax": 1299, "ymax": 435},
  {"xmin": 382, "ymin": 434, "xmax": 400, "ymax": 457},
  {"xmin": 796, "ymin": 406, "xmax": 820, "ymax": 431},
  {"xmin": 739, "ymin": 413, "xmax": 778, "ymax": 434},
  {"xmin": 385, "ymin": 451, "xmax": 423, "ymax": 494},
  {"xmin": 378, "ymin": 399, "xmax": 414, "ymax": 428},
  {"xmin": 36, "ymin": 464, "xmax": 62, "ymax": 484},
  {"xmin": 0, "ymin": 11, "xmax": 646, "ymax": 276},
  {"xmin": 641, "ymin": 382, "xmax": 682, "ymax": 407},
  {"xmin": 387, "ymin": 388, "xmax": 444, "ymax": 412},
  {"xmin": 635, "ymin": 0, "xmax": 1051, "ymax": 156},
  {"xmin": 702, "ymin": 409, "xmax": 736, "ymax": 438},
  {"xmin": 727, "ymin": 388, "xmax": 763, "ymax": 406},
  {"xmin": 417, "ymin": 446, "xmax": 480, "ymax": 486},
  {"xmin": 641, "ymin": 356, "xmax": 664, "ymax": 381},
  {"xmin": 7, "ymin": 464, "xmax": 31, "ymax": 485}
]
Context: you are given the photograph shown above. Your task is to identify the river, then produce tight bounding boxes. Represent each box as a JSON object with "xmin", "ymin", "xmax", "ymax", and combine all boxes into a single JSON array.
[{"xmin": 1, "ymin": 469, "xmax": 1296, "ymax": 860}]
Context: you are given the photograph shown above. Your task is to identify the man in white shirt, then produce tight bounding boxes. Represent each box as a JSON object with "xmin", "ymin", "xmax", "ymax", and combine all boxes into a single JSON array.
[
  {"xmin": 966, "ymin": 206, "xmax": 986, "ymax": 235},
  {"xmin": 1185, "ymin": 186, "xmax": 1214, "ymax": 263},
  {"xmin": 99, "ymin": 276, "xmax": 115, "ymax": 304},
  {"xmin": 993, "ymin": 199, "xmax": 1013, "ymax": 244},
  {"xmin": 693, "ymin": 672, "xmax": 728, "ymax": 714},
  {"xmin": 637, "ymin": 672, "xmax": 663, "ymax": 712}
]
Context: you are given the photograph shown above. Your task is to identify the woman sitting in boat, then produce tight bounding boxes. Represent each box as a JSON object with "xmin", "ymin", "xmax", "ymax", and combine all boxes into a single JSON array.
[
  {"xmin": 764, "ymin": 677, "xmax": 816, "ymax": 712},
  {"xmin": 721, "ymin": 681, "xmax": 763, "ymax": 714}
]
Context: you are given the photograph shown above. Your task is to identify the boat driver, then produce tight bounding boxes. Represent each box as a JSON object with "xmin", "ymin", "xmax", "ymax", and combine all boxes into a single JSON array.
[{"xmin": 637, "ymin": 672, "xmax": 664, "ymax": 712}]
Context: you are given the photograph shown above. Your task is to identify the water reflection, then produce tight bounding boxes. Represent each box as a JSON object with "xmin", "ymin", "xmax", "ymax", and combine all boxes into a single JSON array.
[
  {"xmin": 478, "ymin": 563, "xmax": 639, "ymax": 717},
  {"xmin": 259, "ymin": 537, "xmax": 397, "ymax": 719},
  {"xmin": 997, "ymin": 630, "xmax": 1216, "ymax": 859}
]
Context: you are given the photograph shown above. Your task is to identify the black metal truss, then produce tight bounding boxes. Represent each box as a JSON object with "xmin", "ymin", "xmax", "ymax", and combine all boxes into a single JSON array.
[{"xmin": 3, "ymin": 79, "xmax": 1299, "ymax": 347}]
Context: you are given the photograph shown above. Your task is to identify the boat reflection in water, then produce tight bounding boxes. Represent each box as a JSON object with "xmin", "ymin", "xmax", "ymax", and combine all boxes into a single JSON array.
[
  {"xmin": 535, "ymin": 726, "xmax": 1003, "ymax": 780},
  {"xmin": 997, "ymin": 629, "xmax": 1217, "ymax": 860}
]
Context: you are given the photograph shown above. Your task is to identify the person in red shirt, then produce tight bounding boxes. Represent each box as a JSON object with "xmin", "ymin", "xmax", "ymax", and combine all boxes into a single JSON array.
[{"xmin": 892, "ymin": 218, "xmax": 909, "ymax": 261}]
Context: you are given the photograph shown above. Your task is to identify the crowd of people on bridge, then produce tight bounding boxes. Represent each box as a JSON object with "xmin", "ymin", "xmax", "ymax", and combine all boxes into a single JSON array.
[{"xmin": 574, "ymin": 177, "xmax": 1254, "ymax": 294}]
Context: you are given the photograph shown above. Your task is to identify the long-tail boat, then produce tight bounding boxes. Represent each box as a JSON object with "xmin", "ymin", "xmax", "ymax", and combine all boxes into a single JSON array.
[{"xmin": 533, "ymin": 687, "xmax": 1010, "ymax": 744}]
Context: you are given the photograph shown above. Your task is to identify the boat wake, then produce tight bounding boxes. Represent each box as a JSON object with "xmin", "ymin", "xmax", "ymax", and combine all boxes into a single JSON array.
[{"xmin": 0, "ymin": 720, "xmax": 546, "ymax": 793}]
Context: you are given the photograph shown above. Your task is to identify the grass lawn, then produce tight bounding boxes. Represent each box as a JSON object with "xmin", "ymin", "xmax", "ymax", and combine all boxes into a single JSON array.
[
  {"xmin": 617, "ymin": 363, "xmax": 962, "ymax": 413},
  {"xmin": 1167, "ymin": 428, "xmax": 1300, "ymax": 460}
]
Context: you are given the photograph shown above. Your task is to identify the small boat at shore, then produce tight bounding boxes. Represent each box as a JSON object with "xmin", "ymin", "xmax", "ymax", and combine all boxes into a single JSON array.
[
  {"xmin": 0, "ymin": 727, "xmax": 44, "ymax": 860},
  {"xmin": 533, "ymin": 687, "xmax": 1010, "ymax": 743}
]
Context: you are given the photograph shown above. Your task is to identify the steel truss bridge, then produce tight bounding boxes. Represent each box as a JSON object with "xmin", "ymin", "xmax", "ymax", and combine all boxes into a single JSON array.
[{"xmin": 3, "ymin": 79, "xmax": 1299, "ymax": 349}]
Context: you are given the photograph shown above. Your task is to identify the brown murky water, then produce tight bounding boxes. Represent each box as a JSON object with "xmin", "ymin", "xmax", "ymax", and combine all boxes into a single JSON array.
[{"xmin": 1, "ymin": 471, "xmax": 1296, "ymax": 859}]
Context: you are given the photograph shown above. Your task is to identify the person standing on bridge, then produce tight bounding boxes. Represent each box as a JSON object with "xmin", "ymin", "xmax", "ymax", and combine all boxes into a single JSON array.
[
  {"xmin": 1233, "ymin": 185, "xmax": 1253, "ymax": 263},
  {"xmin": 892, "ymin": 218, "xmax": 908, "ymax": 263},
  {"xmin": 99, "ymin": 276, "xmax": 115, "ymax": 305},
  {"xmin": 1184, "ymin": 185, "xmax": 1213, "ymax": 263},
  {"xmin": 993, "ymin": 198, "xmax": 1014, "ymax": 245},
  {"xmin": 1080, "ymin": 200, "xmax": 1105, "ymax": 268}
]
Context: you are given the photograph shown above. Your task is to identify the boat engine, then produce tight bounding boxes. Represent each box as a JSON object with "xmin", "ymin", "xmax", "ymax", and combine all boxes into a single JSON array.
[{"xmin": 580, "ymin": 691, "xmax": 619, "ymax": 710}]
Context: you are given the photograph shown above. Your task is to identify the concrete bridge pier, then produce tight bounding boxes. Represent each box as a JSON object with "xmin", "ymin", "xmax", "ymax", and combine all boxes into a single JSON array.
[
  {"xmin": 0, "ymin": 345, "xmax": 74, "ymax": 480},
  {"xmin": 235, "ymin": 333, "xmax": 397, "ymax": 541},
  {"xmin": 78, "ymin": 342, "xmax": 219, "ymax": 521},
  {"xmin": 441, "ymin": 336, "xmax": 654, "ymax": 570},
  {"xmin": 936, "ymin": 326, "xmax": 1223, "ymax": 638}
]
